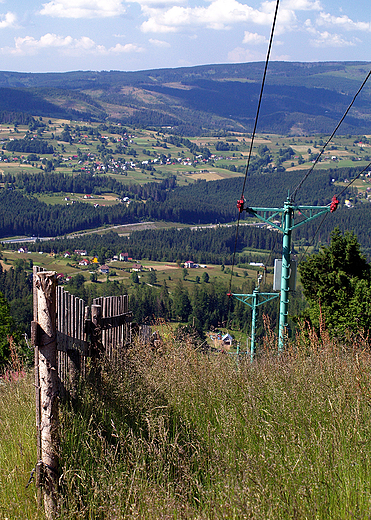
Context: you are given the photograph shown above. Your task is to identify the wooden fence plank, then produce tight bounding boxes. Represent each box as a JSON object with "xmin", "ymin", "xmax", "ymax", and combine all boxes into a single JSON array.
[{"xmin": 40, "ymin": 289, "xmax": 133, "ymax": 389}]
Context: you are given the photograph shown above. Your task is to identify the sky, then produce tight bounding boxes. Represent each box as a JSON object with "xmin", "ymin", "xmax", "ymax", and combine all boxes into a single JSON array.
[{"xmin": 0, "ymin": 0, "xmax": 370, "ymax": 73}]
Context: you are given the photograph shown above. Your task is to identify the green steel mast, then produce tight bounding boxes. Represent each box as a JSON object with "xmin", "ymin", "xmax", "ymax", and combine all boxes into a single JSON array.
[
  {"xmin": 233, "ymin": 276, "xmax": 279, "ymax": 362},
  {"xmin": 235, "ymin": 195, "xmax": 336, "ymax": 352}
]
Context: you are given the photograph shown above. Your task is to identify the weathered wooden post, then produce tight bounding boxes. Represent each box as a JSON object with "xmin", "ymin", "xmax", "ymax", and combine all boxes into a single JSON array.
[
  {"xmin": 33, "ymin": 268, "xmax": 59, "ymax": 519},
  {"xmin": 91, "ymin": 304, "xmax": 102, "ymax": 359},
  {"xmin": 66, "ymin": 347, "xmax": 80, "ymax": 398}
]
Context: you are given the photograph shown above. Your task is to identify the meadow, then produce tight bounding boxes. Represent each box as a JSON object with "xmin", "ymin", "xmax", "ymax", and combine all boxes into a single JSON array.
[
  {"xmin": 2, "ymin": 249, "xmax": 266, "ymax": 293},
  {"xmin": 2, "ymin": 327, "xmax": 371, "ymax": 519}
]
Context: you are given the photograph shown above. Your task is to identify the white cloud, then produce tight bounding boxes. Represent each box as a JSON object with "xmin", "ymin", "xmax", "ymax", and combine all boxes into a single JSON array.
[
  {"xmin": 140, "ymin": 0, "xmax": 276, "ymax": 33},
  {"xmin": 310, "ymin": 30, "xmax": 358, "ymax": 48},
  {"xmin": 12, "ymin": 34, "xmax": 74, "ymax": 54},
  {"xmin": 109, "ymin": 43, "xmax": 144, "ymax": 52},
  {"xmin": 0, "ymin": 11, "xmax": 17, "ymax": 28},
  {"xmin": 305, "ymin": 11, "xmax": 367, "ymax": 48},
  {"xmin": 317, "ymin": 12, "xmax": 371, "ymax": 32},
  {"xmin": 138, "ymin": 0, "xmax": 319, "ymax": 35},
  {"xmin": 228, "ymin": 46, "xmax": 266, "ymax": 62},
  {"xmin": 1, "ymin": 33, "xmax": 144, "ymax": 56},
  {"xmin": 281, "ymin": 0, "xmax": 321, "ymax": 10},
  {"xmin": 243, "ymin": 31, "xmax": 268, "ymax": 45},
  {"xmin": 228, "ymin": 44, "xmax": 289, "ymax": 62},
  {"xmin": 40, "ymin": 0, "xmax": 125, "ymax": 18},
  {"xmin": 135, "ymin": 0, "xmax": 185, "ymax": 5},
  {"xmin": 149, "ymin": 38, "xmax": 171, "ymax": 47}
]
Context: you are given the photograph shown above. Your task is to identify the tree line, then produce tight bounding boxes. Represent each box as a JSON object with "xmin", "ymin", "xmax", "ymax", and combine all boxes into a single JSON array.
[
  {"xmin": 0, "ymin": 259, "xmax": 33, "ymax": 366},
  {"xmin": 4, "ymin": 137, "xmax": 54, "ymax": 154},
  {"xmin": 3, "ymin": 171, "xmax": 176, "ymax": 201},
  {"xmin": 16, "ymin": 226, "xmax": 282, "ymax": 266}
]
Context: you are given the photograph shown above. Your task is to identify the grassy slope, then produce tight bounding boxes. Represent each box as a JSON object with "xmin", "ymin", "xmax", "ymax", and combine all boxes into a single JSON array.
[{"xmin": 57, "ymin": 329, "xmax": 371, "ymax": 519}]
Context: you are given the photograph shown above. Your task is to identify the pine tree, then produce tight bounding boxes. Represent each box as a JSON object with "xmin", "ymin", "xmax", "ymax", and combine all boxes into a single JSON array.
[
  {"xmin": 299, "ymin": 228, "xmax": 371, "ymax": 335},
  {"xmin": 0, "ymin": 291, "xmax": 14, "ymax": 365}
]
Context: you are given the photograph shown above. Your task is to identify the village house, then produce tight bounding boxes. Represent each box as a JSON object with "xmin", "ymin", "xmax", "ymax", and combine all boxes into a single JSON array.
[
  {"xmin": 74, "ymin": 249, "xmax": 87, "ymax": 256},
  {"xmin": 100, "ymin": 264, "xmax": 110, "ymax": 274},
  {"xmin": 131, "ymin": 263, "xmax": 143, "ymax": 272},
  {"xmin": 184, "ymin": 260, "xmax": 197, "ymax": 269},
  {"xmin": 119, "ymin": 252, "xmax": 129, "ymax": 261}
]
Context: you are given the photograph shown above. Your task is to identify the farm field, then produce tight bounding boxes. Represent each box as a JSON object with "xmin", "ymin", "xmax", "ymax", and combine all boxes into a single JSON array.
[
  {"xmin": 1, "ymin": 117, "xmax": 371, "ymax": 253},
  {"xmin": 1, "ymin": 119, "xmax": 371, "ymax": 198},
  {"xmin": 34, "ymin": 192, "xmax": 122, "ymax": 206},
  {"xmin": 2, "ymin": 249, "xmax": 268, "ymax": 291}
]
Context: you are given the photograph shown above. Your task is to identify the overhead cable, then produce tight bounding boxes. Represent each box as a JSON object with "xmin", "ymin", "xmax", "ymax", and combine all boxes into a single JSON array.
[
  {"xmin": 297, "ymin": 160, "xmax": 371, "ymax": 264},
  {"xmin": 229, "ymin": 0, "xmax": 280, "ymax": 296},
  {"xmin": 291, "ymin": 69, "xmax": 371, "ymax": 201}
]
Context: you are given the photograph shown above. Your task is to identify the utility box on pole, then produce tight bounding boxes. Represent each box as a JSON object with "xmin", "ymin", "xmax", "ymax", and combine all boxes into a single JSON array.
[{"xmin": 273, "ymin": 259, "xmax": 297, "ymax": 292}]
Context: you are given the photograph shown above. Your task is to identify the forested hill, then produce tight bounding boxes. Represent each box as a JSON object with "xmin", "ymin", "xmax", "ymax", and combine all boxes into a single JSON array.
[
  {"xmin": 3, "ymin": 166, "xmax": 371, "ymax": 256},
  {"xmin": 0, "ymin": 167, "xmax": 337, "ymax": 237},
  {"xmin": 0, "ymin": 62, "xmax": 371, "ymax": 135}
]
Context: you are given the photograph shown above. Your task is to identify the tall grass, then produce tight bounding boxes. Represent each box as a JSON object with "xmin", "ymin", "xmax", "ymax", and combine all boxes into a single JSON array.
[
  {"xmin": 58, "ymin": 328, "xmax": 371, "ymax": 519},
  {"xmin": 0, "ymin": 371, "xmax": 43, "ymax": 519}
]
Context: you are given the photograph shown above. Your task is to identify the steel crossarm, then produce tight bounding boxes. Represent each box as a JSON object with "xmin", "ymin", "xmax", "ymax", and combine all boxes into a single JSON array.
[
  {"xmin": 245, "ymin": 206, "xmax": 283, "ymax": 232},
  {"xmin": 245, "ymin": 204, "xmax": 330, "ymax": 232},
  {"xmin": 232, "ymin": 292, "xmax": 279, "ymax": 308},
  {"xmin": 290, "ymin": 205, "xmax": 330, "ymax": 231}
]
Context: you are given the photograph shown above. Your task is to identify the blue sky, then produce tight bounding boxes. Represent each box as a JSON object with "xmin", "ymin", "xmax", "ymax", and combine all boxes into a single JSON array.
[{"xmin": 0, "ymin": 0, "xmax": 370, "ymax": 72}]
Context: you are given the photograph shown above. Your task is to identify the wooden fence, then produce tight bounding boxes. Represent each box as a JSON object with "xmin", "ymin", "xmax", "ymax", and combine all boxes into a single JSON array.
[
  {"xmin": 33, "ymin": 267, "xmax": 133, "ymax": 387},
  {"xmin": 32, "ymin": 267, "xmax": 134, "ymax": 517}
]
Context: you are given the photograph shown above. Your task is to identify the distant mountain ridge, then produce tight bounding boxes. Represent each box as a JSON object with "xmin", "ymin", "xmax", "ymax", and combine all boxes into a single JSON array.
[{"xmin": 0, "ymin": 61, "xmax": 371, "ymax": 135}]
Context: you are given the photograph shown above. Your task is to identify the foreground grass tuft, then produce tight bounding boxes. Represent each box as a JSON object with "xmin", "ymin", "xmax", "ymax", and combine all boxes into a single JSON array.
[
  {"xmin": 58, "ymin": 331, "xmax": 371, "ymax": 519},
  {"xmin": 0, "ymin": 371, "xmax": 43, "ymax": 519}
]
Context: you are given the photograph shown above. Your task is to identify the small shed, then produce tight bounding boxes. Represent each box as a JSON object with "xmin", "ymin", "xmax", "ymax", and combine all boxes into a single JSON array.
[{"xmin": 222, "ymin": 333, "xmax": 233, "ymax": 346}]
